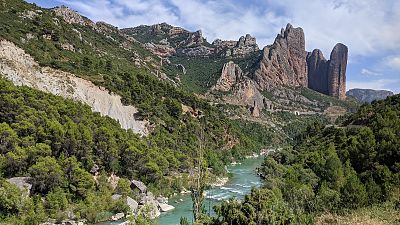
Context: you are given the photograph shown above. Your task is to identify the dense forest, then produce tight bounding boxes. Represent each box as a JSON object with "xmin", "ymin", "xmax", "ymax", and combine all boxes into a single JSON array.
[
  {"xmin": 205, "ymin": 95, "xmax": 400, "ymax": 224},
  {"xmin": 0, "ymin": 76, "xmax": 276, "ymax": 223}
]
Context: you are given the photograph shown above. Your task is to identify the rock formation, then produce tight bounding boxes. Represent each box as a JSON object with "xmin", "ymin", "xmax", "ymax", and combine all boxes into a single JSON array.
[
  {"xmin": 254, "ymin": 24, "xmax": 308, "ymax": 90},
  {"xmin": 327, "ymin": 43, "xmax": 348, "ymax": 99},
  {"xmin": 306, "ymin": 43, "xmax": 348, "ymax": 99},
  {"xmin": 213, "ymin": 34, "xmax": 259, "ymax": 57},
  {"xmin": 0, "ymin": 40, "xmax": 148, "ymax": 135},
  {"xmin": 212, "ymin": 61, "xmax": 243, "ymax": 92},
  {"xmin": 346, "ymin": 88, "xmax": 394, "ymax": 103},
  {"xmin": 307, "ymin": 49, "xmax": 329, "ymax": 94},
  {"xmin": 211, "ymin": 61, "xmax": 269, "ymax": 117}
]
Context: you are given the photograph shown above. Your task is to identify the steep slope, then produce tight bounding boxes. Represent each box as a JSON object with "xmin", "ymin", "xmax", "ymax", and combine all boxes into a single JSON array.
[
  {"xmin": 0, "ymin": 39, "xmax": 148, "ymax": 135},
  {"xmin": 211, "ymin": 94, "xmax": 400, "ymax": 224},
  {"xmin": 346, "ymin": 88, "xmax": 394, "ymax": 103}
]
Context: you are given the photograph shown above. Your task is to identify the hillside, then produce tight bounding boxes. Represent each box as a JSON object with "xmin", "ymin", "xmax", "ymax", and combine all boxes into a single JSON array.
[
  {"xmin": 208, "ymin": 94, "xmax": 400, "ymax": 224},
  {"xmin": 0, "ymin": 0, "xmax": 366, "ymax": 224}
]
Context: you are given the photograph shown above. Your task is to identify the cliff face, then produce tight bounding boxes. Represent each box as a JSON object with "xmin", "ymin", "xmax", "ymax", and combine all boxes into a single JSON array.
[
  {"xmin": 346, "ymin": 89, "xmax": 394, "ymax": 103},
  {"xmin": 307, "ymin": 43, "xmax": 348, "ymax": 99},
  {"xmin": 307, "ymin": 49, "xmax": 329, "ymax": 94},
  {"xmin": 213, "ymin": 34, "xmax": 259, "ymax": 57},
  {"xmin": 0, "ymin": 40, "xmax": 148, "ymax": 135},
  {"xmin": 327, "ymin": 43, "xmax": 348, "ymax": 99},
  {"xmin": 254, "ymin": 24, "xmax": 308, "ymax": 90},
  {"xmin": 211, "ymin": 61, "xmax": 267, "ymax": 117}
]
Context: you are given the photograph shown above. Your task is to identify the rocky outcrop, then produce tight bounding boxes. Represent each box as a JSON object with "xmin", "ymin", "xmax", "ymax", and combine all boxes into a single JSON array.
[
  {"xmin": 211, "ymin": 62, "xmax": 270, "ymax": 117},
  {"xmin": 327, "ymin": 43, "xmax": 348, "ymax": 99},
  {"xmin": 307, "ymin": 49, "xmax": 329, "ymax": 94},
  {"xmin": 346, "ymin": 89, "xmax": 394, "ymax": 103},
  {"xmin": 212, "ymin": 61, "xmax": 243, "ymax": 92},
  {"xmin": 7, "ymin": 177, "xmax": 32, "ymax": 196},
  {"xmin": 176, "ymin": 46, "xmax": 214, "ymax": 57},
  {"xmin": 254, "ymin": 24, "xmax": 308, "ymax": 90},
  {"xmin": 53, "ymin": 6, "xmax": 95, "ymax": 27},
  {"xmin": 307, "ymin": 43, "xmax": 348, "ymax": 99},
  {"xmin": 144, "ymin": 42, "xmax": 176, "ymax": 57},
  {"xmin": 213, "ymin": 34, "xmax": 259, "ymax": 57},
  {"xmin": 0, "ymin": 40, "xmax": 148, "ymax": 135}
]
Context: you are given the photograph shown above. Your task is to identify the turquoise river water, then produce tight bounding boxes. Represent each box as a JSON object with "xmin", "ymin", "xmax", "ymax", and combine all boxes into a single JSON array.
[{"xmin": 100, "ymin": 157, "xmax": 264, "ymax": 225}]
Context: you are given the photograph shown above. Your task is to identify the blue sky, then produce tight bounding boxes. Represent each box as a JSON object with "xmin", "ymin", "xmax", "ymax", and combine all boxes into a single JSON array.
[{"xmin": 27, "ymin": 0, "xmax": 400, "ymax": 93}]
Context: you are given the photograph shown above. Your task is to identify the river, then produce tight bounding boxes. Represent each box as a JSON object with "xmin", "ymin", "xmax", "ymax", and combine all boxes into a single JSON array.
[{"xmin": 100, "ymin": 157, "xmax": 264, "ymax": 225}]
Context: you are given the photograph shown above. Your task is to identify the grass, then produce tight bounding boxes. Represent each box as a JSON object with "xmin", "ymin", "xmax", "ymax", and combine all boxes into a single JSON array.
[{"xmin": 316, "ymin": 204, "xmax": 400, "ymax": 225}]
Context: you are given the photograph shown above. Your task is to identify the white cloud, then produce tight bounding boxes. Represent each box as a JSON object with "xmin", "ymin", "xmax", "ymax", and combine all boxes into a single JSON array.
[
  {"xmin": 361, "ymin": 68, "xmax": 381, "ymax": 76},
  {"xmin": 384, "ymin": 55, "xmax": 400, "ymax": 71},
  {"xmin": 266, "ymin": 0, "xmax": 400, "ymax": 57},
  {"xmin": 347, "ymin": 79, "xmax": 398, "ymax": 91}
]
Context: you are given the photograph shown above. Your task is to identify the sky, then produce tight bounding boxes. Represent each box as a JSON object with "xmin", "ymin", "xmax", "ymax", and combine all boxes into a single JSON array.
[{"xmin": 27, "ymin": 0, "xmax": 400, "ymax": 93}]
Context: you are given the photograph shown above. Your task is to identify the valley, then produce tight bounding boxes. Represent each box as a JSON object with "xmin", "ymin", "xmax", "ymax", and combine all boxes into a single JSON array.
[{"xmin": 0, "ymin": 0, "xmax": 398, "ymax": 225}]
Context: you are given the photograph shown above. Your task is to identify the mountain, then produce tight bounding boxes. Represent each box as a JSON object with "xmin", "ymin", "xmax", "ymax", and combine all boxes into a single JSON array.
[
  {"xmin": 346, "ymin": 88, "xmax": 394, "ymax": 103},
  {"xmin": 214, "ymin": 93, "xmax": 400, "ymax": 224},
  {"xmin": 0, "ymin": 0, "xmax": 360, "ymax": 224}
]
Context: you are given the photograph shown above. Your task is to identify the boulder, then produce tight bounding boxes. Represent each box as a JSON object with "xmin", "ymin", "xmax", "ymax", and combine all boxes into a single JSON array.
[
  {"xmin": 111, "ymin": 212, "xmax": 125, "ymax": 221},
  {"xmin": 126, "ymin": 196, "xmax": 139, "ymax": 213},
  {"xmin": 158, "ymin": 203, "xmax": 175, "ymax": 212},
  {"xmin": 131, "ymin": 179, "xmax": 147, "ymax": 193},
  {"xmin": 7, "ymin": 177, "xmax": 32, "ymax": 196}
]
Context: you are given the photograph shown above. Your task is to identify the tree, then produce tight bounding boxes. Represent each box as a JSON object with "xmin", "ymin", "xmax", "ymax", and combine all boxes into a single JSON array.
[
  {"xmin": 29, "ymin": 156, "xmax": 65, "ymax": 194},
  {"xmin": 0, "ymin": 123, "xmax": 18, "ymax": 154}
]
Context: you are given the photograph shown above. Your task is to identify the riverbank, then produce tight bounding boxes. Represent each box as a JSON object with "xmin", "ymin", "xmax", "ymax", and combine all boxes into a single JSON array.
[{"xmin": 157, "ymin": 157, "xmax": 264, "ymax": 225}]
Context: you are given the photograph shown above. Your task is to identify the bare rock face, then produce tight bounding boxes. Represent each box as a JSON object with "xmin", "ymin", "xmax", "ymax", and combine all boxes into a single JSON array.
[
  {"xmin": 307, "ymin": 49, "xmax": 329, "ymax": 94},
  {"xmin": 212, "ymin": 61, "xmax": 243, "ymax": 92},
  {"xmin": 307, "ymin": 43, "xmax": 348, "ymax": 99},
  {"xmin": 328, "ymin": 43, "xmax": 348, "ymax": 99},
  {"xmin": 254, "ymin": 24, "xmax": 308, "ymax": 90},
  {"xmin": 0, "ymin": 40, "xmax": 148, "ymax": 135},
  {"xmin": 53, "ymin": 6, "xmax": 95, "ymax": 27},
  {"xmin": 213, "ymin": 34, "xmax": 259, "ymax": 57},
  {"xmin": 346, "ymin": 88, "xmax": 393, "ymax": 103},
  {"xmin": 211, "ymin": 62, "xmax": 267, "ymax": 117}
]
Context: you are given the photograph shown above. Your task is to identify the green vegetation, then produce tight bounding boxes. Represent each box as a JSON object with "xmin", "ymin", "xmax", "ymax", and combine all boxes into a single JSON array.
[
  {"xmin": 168, "ymin": 56, "xmax": 228, "ymax": 93},
  {"xmin": 204, "ymin": 95, "xmax": 400, "ymax": 224},
  {"xmin": 301, "ymin": 87, "xmax": 359, "ymax": 110}
]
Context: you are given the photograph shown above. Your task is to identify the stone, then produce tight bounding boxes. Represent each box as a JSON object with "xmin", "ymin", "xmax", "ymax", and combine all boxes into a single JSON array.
[
  {"xmin": 111, "ymin": 194, "xmax": 122, "ymax": 201},
  {"xmin": 254, "ymin": 23, "xmax": 308, "ymax": 90},
  {"xmin": 126, "ymin": 196, "xmax": 139, "ymax": 213},
  {"xmin": 158, "ymin": 203, "xmax": 175, "ymax": 212},
  {"xmin": 156, "ymin": 196, "xmax": 168, "ymax": 204},
  {"xmin": 90, "ymin": 164, "xmax": 99, "ymax": 174},
  {"xmin": 130, "ymin": 179, "xmax": 147, "ymax": 193},
  {"xmin": 6, "ymin": 177, "xmax": 32, "ymax": 195},
  {"xmin": 111, "ymin": 212, "xmax": 125, "ymax": 221}
]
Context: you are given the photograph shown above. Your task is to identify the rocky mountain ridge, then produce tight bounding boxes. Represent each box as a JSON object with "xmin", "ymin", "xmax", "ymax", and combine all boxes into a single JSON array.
[{"xmin": 346, "ymin": 88, "xmax": 394, "ymax": 103}]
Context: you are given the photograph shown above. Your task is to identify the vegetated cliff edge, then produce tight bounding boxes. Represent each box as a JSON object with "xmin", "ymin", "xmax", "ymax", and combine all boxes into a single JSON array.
[{"xmin": 0, "ymin": 39, "xmax": 148, "ymax": 135}]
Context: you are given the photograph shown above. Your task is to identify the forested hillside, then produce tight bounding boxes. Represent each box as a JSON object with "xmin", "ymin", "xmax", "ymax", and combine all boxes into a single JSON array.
[{"xmin": 208, "ymin": 95, "xmax": 400, "ymax": 224}]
